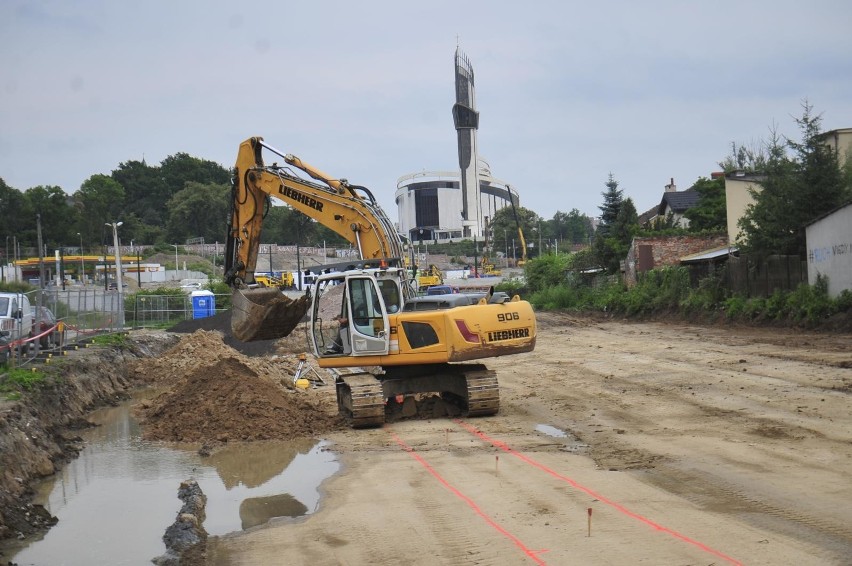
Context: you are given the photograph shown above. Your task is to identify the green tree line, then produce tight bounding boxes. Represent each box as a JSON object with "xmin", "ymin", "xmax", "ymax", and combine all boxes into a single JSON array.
[{"xmin": 0, "ymin": 153, "xmax": 348, "ymax": 256}]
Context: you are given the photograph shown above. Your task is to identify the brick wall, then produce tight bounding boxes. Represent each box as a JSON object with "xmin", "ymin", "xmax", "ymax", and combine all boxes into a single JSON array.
[{"xmin": 624, "ymin": 234, "xmax": 728, "ymax": 286}]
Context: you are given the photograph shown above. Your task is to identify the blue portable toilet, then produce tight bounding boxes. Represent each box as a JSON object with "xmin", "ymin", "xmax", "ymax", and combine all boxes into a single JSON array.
[{"xmin": 190, "ymin": 290, "xmax": 216, "ymax": 319}]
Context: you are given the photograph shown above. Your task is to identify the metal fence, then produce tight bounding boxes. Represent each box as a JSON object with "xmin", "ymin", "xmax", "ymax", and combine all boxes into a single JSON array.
[
  {"xmin": 33, "ymin": 288, "xmax": 126, "ymax": 334},
  {"xmin": 2, "ymin": 288, "xmax": 127, "ymax": 368},
  {"xmin": 128, "ymin": 293, "xmax": 231, "ymax": 329},
  {"xmin": 25, "ymin": 289, "xmax": 230, "ymax": 332},
  {"xmin": 2, "ymin": 289, "xmax": 233, "ymax": 369}
]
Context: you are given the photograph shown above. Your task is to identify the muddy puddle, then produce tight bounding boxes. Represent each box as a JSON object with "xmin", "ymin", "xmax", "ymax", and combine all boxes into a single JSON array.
[
  {"xmin": 535, "ymin": 423, "xmax": 590, "ymax": 454},
  {"xmin": 11, "ymin": 391, "xmax": 339, "ymax": 565}
]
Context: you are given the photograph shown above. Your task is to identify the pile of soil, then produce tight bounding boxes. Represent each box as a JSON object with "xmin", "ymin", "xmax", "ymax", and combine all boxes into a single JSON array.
[
  {"xmin": 139, "ymin": 357, "xmax": 340, "ymax": 442},
  {"xmin": 130, "ymin": 330, "xmax": 308, "ymax": 387},
  {"xmin": 134, "ymin": 330, "xmax": 342, "ymax": 442}
]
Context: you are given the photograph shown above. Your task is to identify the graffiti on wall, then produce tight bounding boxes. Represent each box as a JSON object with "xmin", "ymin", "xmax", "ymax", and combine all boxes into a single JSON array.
[{"xmin": 808, "ymin": 242, "xmax": 851, "ymax": 264}]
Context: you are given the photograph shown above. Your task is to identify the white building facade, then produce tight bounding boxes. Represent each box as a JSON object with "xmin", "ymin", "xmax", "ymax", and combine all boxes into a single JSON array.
[
  {"xmin": 396, "ymin": 47, "xmax": 520, "ymax": 243},
  {"xmin": 806, "ymin": 202, "xmax": 852, "ymax": 297},
  {"xmin": 395, "ymin": 158, "xmax": 517, "ymax": 243}
]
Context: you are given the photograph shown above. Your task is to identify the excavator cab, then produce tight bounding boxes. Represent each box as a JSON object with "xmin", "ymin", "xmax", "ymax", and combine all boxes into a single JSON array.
[{"xmin": 311, "ymin": 271, "xmax": 392, "ymax": 359}]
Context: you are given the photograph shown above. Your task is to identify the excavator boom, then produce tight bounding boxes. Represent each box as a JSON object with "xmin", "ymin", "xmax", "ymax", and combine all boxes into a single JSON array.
[{"xmin": 225, "ymin": 137, "xmax": 406, "ymax": 341}]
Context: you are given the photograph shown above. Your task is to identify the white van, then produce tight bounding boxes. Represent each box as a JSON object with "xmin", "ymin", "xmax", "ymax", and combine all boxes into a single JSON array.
[{"xmin": 0, "ymin": 292, "xmax": 33, "ymax": 342}]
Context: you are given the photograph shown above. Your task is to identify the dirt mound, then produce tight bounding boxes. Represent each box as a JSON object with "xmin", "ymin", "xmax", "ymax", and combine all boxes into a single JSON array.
[
  {"xmin": 131, "ymin": 330, "xmax": 311, "ymax": 386},
  {"xmin": 138, "ymin": 356, "xmax": 341, "ymax": 442},
  {"xmin": 131, "ymin": 330, "xmax": 342, "ymax": 443}
]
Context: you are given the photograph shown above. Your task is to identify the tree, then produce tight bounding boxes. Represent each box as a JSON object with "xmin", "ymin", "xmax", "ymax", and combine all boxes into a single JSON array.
[
  {"xmin": 111, "ymin": 153, "xmax": 230, "ymax": 236},
  {"xmin": 550, "ymin": 209, "xmax": 593, "ymax": 246},
  {"xmin": 488, "ymin": 206, "xmax": 542, "ymax": 261},
  {"xmin": 683, "ymin": 176, "xmax": 727, "ymax": 231},
  {"xmin": 73, "ymin": 174, "xmax": 126, "ymax": 245},
  {"xmin": 594, "ymin": 174, "xmax": 637, "ymax": 273},
  {"xmin": 718, "ymin": 140, "xmax": 768, "ymax": 173},
  {"xmin": 612, "ymin": 197, "xmax": 638, "ymax": 243},
  {"xmin": 111, "ymin": 159, "xmax": 167, "ymax": 226},
  {"xmin": 739, "ymin": 102, "xmax": 851, "ymax": 257},
  {"xmin": 597, "ymin": 173, "xmax": 623, "ymax": 238},
  {"xmin": 24, "ymin": 185, "xmax": 80, "ymax": 249},
  {"xmin": 0, "ymin": 178, "xmax": 32, "ymax": 252},
  {"xmin": 165, "ymin": 182, "xmax": 230, "ymax": 244}
]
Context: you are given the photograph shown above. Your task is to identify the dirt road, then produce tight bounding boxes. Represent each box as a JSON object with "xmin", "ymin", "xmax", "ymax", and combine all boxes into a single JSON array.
[{"xmin": 208, "ymin": 313, "xmax": 852, "ymax": 565}]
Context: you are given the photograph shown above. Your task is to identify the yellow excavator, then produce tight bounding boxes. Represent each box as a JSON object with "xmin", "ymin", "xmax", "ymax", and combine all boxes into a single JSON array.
[
  {"xmin": 417, "ymin": 264, "xmax": 443, "ymax": 289},
  {"xmin": 225, "ymin": 137, "xmax": 536, "ymax": 427}
]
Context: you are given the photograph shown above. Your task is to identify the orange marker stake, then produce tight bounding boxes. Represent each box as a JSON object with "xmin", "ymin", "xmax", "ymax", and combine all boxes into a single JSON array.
[
  {"xmin": 587, "ymin": 507, "xmax": 592, "ymax": 537},
  {"xmin": 496, "ymin": 455, "xmax": 499, "ymax": 473}
]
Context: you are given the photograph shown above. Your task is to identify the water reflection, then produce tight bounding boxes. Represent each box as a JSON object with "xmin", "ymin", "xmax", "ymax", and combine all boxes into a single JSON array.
[
  {"xmin": 207, "ymin": 437, "xmax": 317, "ymax": 489},
  {"xmin": 535, "ymin": 424, "xmax": 568, "ymax": 438},
  {"xmin": 240, "ymin": 493, "xmax": 309, "ymax": 529},
  {"xmin": 13, "ymin": 391, "xmax": 339, "ymax": 566}
]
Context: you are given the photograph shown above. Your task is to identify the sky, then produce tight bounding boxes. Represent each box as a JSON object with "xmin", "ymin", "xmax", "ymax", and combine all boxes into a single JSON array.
[{"xmin": 2, "ymin": 0, "xmax": 852, "ymax": 223}]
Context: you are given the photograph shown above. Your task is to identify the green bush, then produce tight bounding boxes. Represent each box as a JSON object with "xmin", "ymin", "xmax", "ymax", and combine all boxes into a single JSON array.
[
  {"xmin": 784, "ymin": 277, "xmax": 834, "ymax": 323},
  {"xmin": 518, "ymin": 262, "xmax": 852, "ymax": 328},
  {"xmin": 681, "ymin": 275, "xmax": 726, "ymax": 312},
  {"xmin": 495, "ymin": 279, "xmax": 526, "ymax": 298},
  {"xmin": 524, "ymin": 254, "xmax": 570, "ymax": 293},
  {"xmin": 0, "ymin": 281, "xmax": 36, "ymax": 293}
]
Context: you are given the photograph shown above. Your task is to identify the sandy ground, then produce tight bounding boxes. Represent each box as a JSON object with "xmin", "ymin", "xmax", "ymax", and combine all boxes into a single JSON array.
[{"xmin": 206, "ymin": 313, "xmax": 852, "ymax": 565}]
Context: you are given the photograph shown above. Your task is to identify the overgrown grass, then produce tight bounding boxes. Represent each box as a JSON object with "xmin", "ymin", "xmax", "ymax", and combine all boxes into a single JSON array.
[
  {"xmin": 0, "ymin": 367, "xmax": 53, "ymax": 399},
  {"xmin": 90, "ymin": 333, "xmax": 130, "ymax": 347},
  {"xmin": 525, "ymin": 262, "xmax": 851, "ymax": 327}
]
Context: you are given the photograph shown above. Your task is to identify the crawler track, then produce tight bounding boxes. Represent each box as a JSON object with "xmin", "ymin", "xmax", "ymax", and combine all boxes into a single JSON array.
[
  {"xmin": 336, "ymin": 364, "xmax": 500, "ymax": 427},
  {"xmin": 459, "ymin": 368, "xmax": 499, "ymax": 417},
  {"xmin": 336, "ymin": 373, "xmax": 385, "ymax": 428}
]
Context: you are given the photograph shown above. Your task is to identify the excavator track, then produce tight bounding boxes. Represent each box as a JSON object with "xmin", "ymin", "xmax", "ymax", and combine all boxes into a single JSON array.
[
  {"xmin": 336, "ymin": 373, "xmax": 385, "ymax": 428},
  {"xmin": 459, "ymin": 368, "xmax": 500, "ymax": 417}
]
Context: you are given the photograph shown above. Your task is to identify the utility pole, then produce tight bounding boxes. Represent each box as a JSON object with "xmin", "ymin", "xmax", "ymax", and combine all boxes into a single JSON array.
[
  {"xmin": 77, "ymin": 232, "xmax": 85, "ymax": 284},
  {"xmin": 473, "ymin": 235, "xmax": 478, "ymax": 277},
  {"xmin": 36, "ymin": 215, "xmax": 46, "ymax": 289},
  {"xmin": 106, "ymin": 222, "xmax": 125, "ymax": 328},
  {"xmin": 538, "ymin": 221, "xmax": 542, "ymax": 256}
]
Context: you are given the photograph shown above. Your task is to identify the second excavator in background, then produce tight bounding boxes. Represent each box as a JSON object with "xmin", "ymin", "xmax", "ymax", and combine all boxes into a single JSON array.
[{"xmin": 225, "ymin": 137, "xmax": 536, "ymax": 427}]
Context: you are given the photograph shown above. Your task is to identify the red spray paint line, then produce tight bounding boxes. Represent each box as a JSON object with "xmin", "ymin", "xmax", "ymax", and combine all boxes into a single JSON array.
[
  {"xmin": 390, "ymin": 431, "xmax": 550, "ymax": 565},
  {"xmin": 455, "ymin": 420, "xmax": 742, "ymax": 566}
]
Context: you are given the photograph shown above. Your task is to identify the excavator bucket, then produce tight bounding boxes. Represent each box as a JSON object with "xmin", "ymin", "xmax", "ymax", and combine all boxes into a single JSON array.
[{"xmin": 231, "ymin": 288, "xmax": 311, "ymax": 342}]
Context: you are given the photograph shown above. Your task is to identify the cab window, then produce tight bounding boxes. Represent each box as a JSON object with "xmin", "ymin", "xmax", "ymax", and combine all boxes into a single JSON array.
[{"xmin": 377, "ymin": 280, "xmax": 400, "ymax": 313}]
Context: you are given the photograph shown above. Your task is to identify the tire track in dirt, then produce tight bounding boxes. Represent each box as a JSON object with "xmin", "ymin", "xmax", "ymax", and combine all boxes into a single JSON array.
[
  {"xmin": 644, "ymin": 462, "xmax": 852, "ymax": 564},
  {"xmin": 391, "ymin": 431, "xmax": 550, "ymax": 565},
  {"xmin": 451, "ymin": 419, "xmax": 744, "ymax": 566}
]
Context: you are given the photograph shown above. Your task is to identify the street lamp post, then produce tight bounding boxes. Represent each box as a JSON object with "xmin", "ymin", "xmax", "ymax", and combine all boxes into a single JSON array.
[
  {"xmin": 538, "ymin": 221, "xmax": 542, "ymax": 256},
  {"xmin": 105, "ymin": 221, "xmax": 125, "ymax": 328},
  {"xmin": 77, "ymin": 232, "xmax": 85, "ymax": 285},
  {"xmin": 172, "ymin": 244, "xmax": 179, "ymax": 281}
]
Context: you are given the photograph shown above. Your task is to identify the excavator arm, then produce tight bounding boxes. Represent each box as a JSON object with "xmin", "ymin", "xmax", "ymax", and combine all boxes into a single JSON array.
[{"xmin": 225, "ymin": 137, "xmax": 404, "ymax": 341}]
